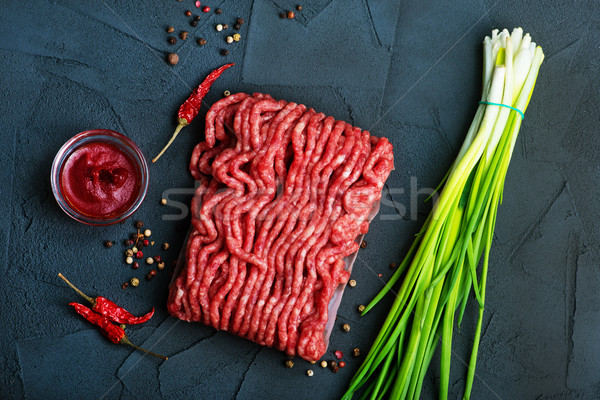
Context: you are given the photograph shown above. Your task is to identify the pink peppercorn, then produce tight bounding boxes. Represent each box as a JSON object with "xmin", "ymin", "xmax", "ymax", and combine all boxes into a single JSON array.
[
  {"xmin": 202, "ymin": 6, "xmax": 210, "ymax": 12},
  {"xmin": 136, "ymin": 251, "xmax": 143, "ymax": 259},
  {"xmin": 195, "ymin": 1, "xmax": 201, "ymax": 7},
  {"xmin": 143, "ymin": 239, "xmax": 150, "ymax": 246},
  {"xmin": 335, "ymin": 350, "xmax": 343, "ymax": 359}
]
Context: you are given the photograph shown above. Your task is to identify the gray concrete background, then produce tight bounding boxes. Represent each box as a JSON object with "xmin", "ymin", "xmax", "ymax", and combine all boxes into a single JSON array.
[{"xmin": 1, "ymin": 0, "xmax": 599, "ymax": 398}]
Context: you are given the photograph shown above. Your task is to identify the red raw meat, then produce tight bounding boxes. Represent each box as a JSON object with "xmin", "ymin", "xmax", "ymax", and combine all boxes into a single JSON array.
[{"xmin": 167, "ymin": 93, "xmax": 394, "ymax": 362}]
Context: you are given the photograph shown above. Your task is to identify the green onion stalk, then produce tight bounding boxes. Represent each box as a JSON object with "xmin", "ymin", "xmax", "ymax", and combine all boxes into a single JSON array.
[{"xmin": 342, "ymin": 28, "xmax": 544, "ymax": 400}]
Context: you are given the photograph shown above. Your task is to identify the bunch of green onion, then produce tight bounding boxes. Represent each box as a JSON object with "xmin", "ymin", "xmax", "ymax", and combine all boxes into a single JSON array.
[{"xmin": 342, "ymin": 28, "xmax": 544, "ymax": 400}]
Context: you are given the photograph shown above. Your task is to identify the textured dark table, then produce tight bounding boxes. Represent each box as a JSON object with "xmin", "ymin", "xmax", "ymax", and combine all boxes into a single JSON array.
[{"xmin": 1, "ymin": 0, "xmax": 599, "ymax": 399}]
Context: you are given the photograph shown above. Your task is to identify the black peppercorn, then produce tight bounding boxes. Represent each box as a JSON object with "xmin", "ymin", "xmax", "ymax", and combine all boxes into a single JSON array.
[
  {"xmin": 197, "ymin": 38, "xmax": 207, "ymax": 46},
  {"xmin": 220, "ymin": 49, "xmax": 229, "ymax": 56},
  {"xmin": 280, "ymin": 12, "xmax": 286, "ymax": 18},
  {"xmin": 234, "ymin": 23, "xmax": 241, "ymax": 30},
  {"xmin": 168, "ymin": 36, "xmax": 177, "ymax": 45},
  {"xmin": 236, "ymin": 18, "xmax": 244, "ymax": 25},
  {"xmin": 103, "ymin": 240, "xmax": 113, "ymax": 248},
  {"xmin": 194, "ymin": 15, "xmax": 201, "ymax": 21},
  {"xmin": 190, "ymin": 20, "xmax": 198, "ymax": 27},
  {"xmin": 135, "ymin": 220, "xmax": 144, "ymax": 229}
]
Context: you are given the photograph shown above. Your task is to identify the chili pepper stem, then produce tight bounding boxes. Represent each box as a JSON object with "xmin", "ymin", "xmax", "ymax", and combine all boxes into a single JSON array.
[
  {"xmin": 120, "ymin": 337, "xmax": 168, "ymax": 360},
  {"xmin": 58, "ymin": 273, "xmax": 95, "ymax": 305},
  {"xmin": 152, "ymin": 120, "xmax": 188, "ymax": 163}
]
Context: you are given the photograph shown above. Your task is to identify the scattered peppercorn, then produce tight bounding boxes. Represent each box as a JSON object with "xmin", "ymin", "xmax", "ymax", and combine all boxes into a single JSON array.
[
  {"xmin": 339, "ymin": 361, "xmax": 346, "ymax": 368},
  {"xmin": 233, "ymin": 33, "xmax": 241, "ymax": 42},
  {"xmin": 135, "ymin": 220, "xmax": 144, "ymax": 229},
  {"xmin": 296, "ymin": 5, "xmax": 303, "ymax": 11},
  {"xmin": 121, "ymin": 282, "xmax": 129, "ymax": 290},
  {"xmin": 125, "ymin": 249, "xmax": 134, "ymax": 257},
  {"xmin": 279, "ymin": 12, "xmax": 286, "ymax": 18},
  {"xmin": 167, "ymin": 26, "xmax": 175, "ymax": 33},
  {"xmin": 154, "ymin": 255, "xmax": 162, "ymax": 263},
  {"xmin": 220, "ymin": 49, "xmax": 229, "ymax": 56},
  {"xmin": 194, "ymin": 15, "xmax": 201, "ymax": 21},
  {"xmin": 132, "ymin": 246, "xmax": 138, "ymax": 253},
  {"xmin": 223, "ymin": 90, "xmax": 231, "ymax": 97},
  {"xmin": 320, "ymin": 360, "xmax": 328, "ymax": 368},
  {"xmin": 162, "ymin": 242, "xmax": 170, "ymax": 250},
  {"xmin": 146, "ymin": 270, "xmax": 157, "ymax": 280},
  {"xmin": 179, "ymin": 31, "xmax": 188, "ymax": 40},
  {"xmin": 185, "ymin": 10, "xmax": 192, "ymax": 17},
  {"xmin": 287, "ymin": 10, "xmax": 295, "ymax": 19},
  {"xmin": 132, "ymin": 262, "xmax": 140, "ymax": 270},
  {"xmin": 124, "ymin": 239, "xmax": 133, "ymax": 246},
  {"xmin": 190, "ymin": 20, "xmax": 198, "ymax": 27},
  {"xmin": 358, "ymin": 304, "xmax": 365, "ymax": 313},
  {"xmin": 389, "ymin": 262, "xmax": 397, "ymax": 269},
  {"xmin": 126, "ymin": 256, "xmax": 133, "ymax": 264},
  {"xmin": 237, "ymin": 18, "xmax": 244, "ymax": 25},
  {"xmin": 284, "ymin": 360, "xmax": 294, "ymax": 368},
  {"xmin": 223, "ymin": 24, "xmax": 229, "ymax": 29},
  {"xmin": 144, "ymin": 229, "xmax": 152, "ymax": 237},
  {"xmin": 130, "ymin": 277, "xmax": 139, "ymax": 287},
  {"xmin": 215, "ymin": 8, "xmax": 222, "ymax": 14},
  {"xmin": 216, "ymin": 24, "xmax": 223, "ymax": 31},
  {"xmin": 167, "ymin": 53, "xmax": 179, "ymax": 65},
  {"xmin": 104, "ymin": 240, "xmax": 113, "ymax": 248},
  {"xmin": 202, "ymin": 6, "xmax": 210, "ymax": 12},
  {"xmin": 335, "ymin": 350, "xmax": 344, "ymax": 359},
  {"xmin": 130, "ymin": 233, "xmax": 139, "ymax": 241},
  {"xmin": 352, "ymin": 348, "xmax": 361, "ymax": 357},
  {"xmin": 197, "ymin": 38, "xmax": 207, "ymax": 46},
  {"xmin": 136, "ymin": 251, "xmax": 143, "ymax": 259},
  {"xmin": 143, "ymin": 239, "xmax": 150, "ymax": 246},
  {"xmin": 146, "ymin": 257, "xmax": 154, "ymax": 265},
  {"xmin": 157, "ymin": 261, "xmax": 165, "ymax": 270},
  {"xmin": 342, "ymin": 323, "xmax": 350, "ymax": 332},
  {"xmin": 168, "ymin": 36, "xmax": 177, "ymax": 45},
  {"xmin": 160, "ymin": 198, "xmax": 167, "ymax": 205},
  {"xmin": 195, "ymin": 0, "xmax": 201, "ymax": 8},
  {"xmin": 348, "ymin": 279, "xmax": 356, "ymax": 287},
  {"xmin": 306, "ymin": 369, "xmax": 314, "ymax": 377},
  {"xmin": 226, "ymin": 36, "xmax": 233, "ymax": 44},
  {"xmin": 329, "ymin": 360, "xmax": 339, "ymax": 373},
  {"xmin": 360, "ymin": 240, "xmax": 367, "ymax": 248},
  {"xmin": 234, "ymin": 23, "xmax": 241, "ymax": 30}
]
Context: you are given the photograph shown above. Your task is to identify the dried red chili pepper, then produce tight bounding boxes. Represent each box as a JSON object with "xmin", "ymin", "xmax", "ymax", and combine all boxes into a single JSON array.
[
  {"xmin": 152, "ymin": 63, "xmax": 235, "ymax": 162},
  {"xmin": 59, "ymin": 273, "xmax": 154, "ymax": 324},
  {"xmin": 69, "ymin": 302, "xmax": 167, "ymax": 360}
]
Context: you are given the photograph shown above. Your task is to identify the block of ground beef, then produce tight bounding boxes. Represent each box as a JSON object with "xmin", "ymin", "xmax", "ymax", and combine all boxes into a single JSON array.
[{"xmin": 167, "ymin": 93, "xmax": 394, "ymax": 362}]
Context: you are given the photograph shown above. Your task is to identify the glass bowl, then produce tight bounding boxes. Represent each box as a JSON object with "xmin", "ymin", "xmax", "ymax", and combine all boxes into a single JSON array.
[{"xmin": 51, "ymin": 129, "xmax": 149, "ymax": 226}]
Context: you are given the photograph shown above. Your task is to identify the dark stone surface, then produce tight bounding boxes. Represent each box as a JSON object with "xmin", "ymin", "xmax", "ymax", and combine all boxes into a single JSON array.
[{"xmin": 1, "ymin": 0, "xmax": 599, "ymax": 398}]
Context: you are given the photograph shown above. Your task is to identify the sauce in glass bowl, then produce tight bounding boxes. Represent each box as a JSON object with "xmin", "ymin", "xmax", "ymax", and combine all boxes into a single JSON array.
[{"xmin": 51, "ymin": 129, "xmax": 149, "ymax": 225}]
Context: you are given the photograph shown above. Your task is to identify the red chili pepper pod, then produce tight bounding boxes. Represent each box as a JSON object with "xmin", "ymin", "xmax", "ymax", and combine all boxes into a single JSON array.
[
  {"xmin": 70, "ymin": 302, "xmax": 168, "ymax": 360},
  {"xmin": 58, "ymin": 273, "xmax": 154, "ymax": 325},
  {"xmin": 152, "ymin": 63, "xmax": 235, "ymax": 163},
  {"xmin": 94, "ymin": 297, "xmax": 155, "ymax": 325}
]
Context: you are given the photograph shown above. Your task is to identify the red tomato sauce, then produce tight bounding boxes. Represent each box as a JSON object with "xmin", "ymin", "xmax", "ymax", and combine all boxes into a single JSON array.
[{"xmin": 59, "ymin": 142, "xmax": 140, "ymax": 218}]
